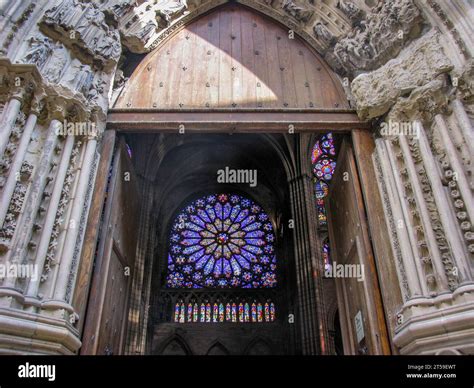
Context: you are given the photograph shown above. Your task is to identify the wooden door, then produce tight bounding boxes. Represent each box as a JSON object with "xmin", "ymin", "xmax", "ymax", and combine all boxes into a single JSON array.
[
  {"xmin": 326, "ymin": 139, "xmax": 390, "ymax": 355},
  {"xmin": 81, "ymin": 138, "xmax": 140, "ymax": 355},
  {"xmin": 115, "ymin": 3, "xmax": 348, "ymax": 110}
]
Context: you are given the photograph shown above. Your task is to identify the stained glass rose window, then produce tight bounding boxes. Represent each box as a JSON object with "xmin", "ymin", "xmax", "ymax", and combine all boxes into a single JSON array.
[{"xmin": 166, "ymin": 193, "xmax": 277, "ymax": 289}]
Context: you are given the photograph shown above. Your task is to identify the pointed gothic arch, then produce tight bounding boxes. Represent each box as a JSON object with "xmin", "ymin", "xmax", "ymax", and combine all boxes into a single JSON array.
[
  {"xmin": 244, "ymin": 336, "xmax": 275, "ymax": 355},
  {"xmin": 156, "ymin": 334, "xmax": 193, "ymax": 355},
  {"xmin": 206, "ymin": 340, "xmax": 230, "ymax": 355}
]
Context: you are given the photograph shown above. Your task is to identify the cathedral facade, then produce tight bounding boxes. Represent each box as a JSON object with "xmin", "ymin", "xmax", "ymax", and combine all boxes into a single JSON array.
[{"xmin": 0, "ymin": 0, "xmax": 472, "ymax": 356}]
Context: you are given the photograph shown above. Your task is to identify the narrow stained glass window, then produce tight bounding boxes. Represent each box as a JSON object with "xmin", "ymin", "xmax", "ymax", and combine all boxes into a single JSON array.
[
  {"xmin": 257, "ymin": 303, "xmax": 263, "ymax": 322},
  {"xmin": 187, "ymin": 303, "xmax": 193, "ymax": 322},
  {"xmin": 174, "ymin": 303, "xmax": 180, "ymax": 323},
  {"xmin": 225, "ymin": 303, "xmax": 231, "ymax": 321},
  {"xmin": 232, "ymin": 303, "xmax": 237, "ymax": 322},
  {"xmin": 179, "ymin": 303, "xmax": 185, "ymax": 323},
  {"xmin": 244, "ymin": 303, "xmax": 250, "ymax": 322},
  {"xmin": 264, "ymin": 302, "xmax": 270, "ymax": 322},
  {"xmin": 206, "ymin": 303, "xmax": 211, "ymax": 322},
  {"xmin": 218, "ymin": 303, "xmax": 225, "ymax": 322},
  {"xmin": 213, "ymin": 303, "xmax": 218, "ymax": 322},
  {"xmin": 239, "ymin": 303, "xmax": 244, "ymax": 322},
  {"xmin": 270, "ymin": 302, "xmax": 275, "ymax": 322},
  {"xmin": 200, "ymin": 303, "xmax": 206, "ymax": 322},
  {"xmin": 312, "ymin": 134, "xmax": 336, "ymax": 290},
  {"xmin": 251, "ymin": 303, "xmax": 257, "ymax": 322},
  {"xmin": 193, "ymin": 303, "xmax": 199, "ymax": 322}
]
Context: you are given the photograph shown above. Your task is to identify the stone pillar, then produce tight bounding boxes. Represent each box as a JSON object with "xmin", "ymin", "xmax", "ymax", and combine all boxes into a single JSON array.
[
  {"xmin": 452, "ymin": 99, "xmax": 474, "ymax": 174},
  {"xmin": 53, "ymin": 133, "xmax": 98, "ymax": 302},
  {"xmin": 2, "ymin": 119, "xmax": 61, "ymax": 291},
  {"xmin": 376, "ymin": 139, "xmax": 422, "ymax": 299},
  {"xmin": 288, "ymin": 151, "xmax": 328, "ymax": 355},
  {"xmin": 434, "ymin": 115, "xmax": 474, "ymax": 224},
  {"xmin": 25, "ymin": 134, "xmax": 75, "ymax": 301},
  {"xmin": 0, "ymin": 92, "xmax": 23, "ymax": 158},
  {"xmin": 0, "ymin": 98, "xmax": 41, "ymax": 226},
  {"xmin": 397, "ymin": 135, "xmax": 449, "ymax": 292},
  {"xmin": 417, "ymin": 120, "xmax": 472, "ymax": 284},
  {"xmin": 381, "ymin": 138, "xmax": 427, "ymax": 296}
]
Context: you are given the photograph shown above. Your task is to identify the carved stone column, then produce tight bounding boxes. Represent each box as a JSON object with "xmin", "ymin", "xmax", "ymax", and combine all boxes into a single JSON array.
[
  {"xmin": 288, "ymin": 135, "xmax": 329, "ymax": 354},
  {"xmin": 417, "ymin": 120, "xmax": 472, "ymax": 284},
  {"xmin": 0, "ymin": 94, "xmax": 42, "ymax": 227},
  {"xmin": 2, "ymin": 118, "xmax": 61, "ymax": 291},
  {"xmin": 0, "ymin": 89, "xmax": 24, "ymax": 159},
  {"xmin": 53, "ymin": 131, "xmax": 98, "ymax": 302},
  {"xmin": 25, "ymin": 134, "xmax": 76, "ymax": 303}
]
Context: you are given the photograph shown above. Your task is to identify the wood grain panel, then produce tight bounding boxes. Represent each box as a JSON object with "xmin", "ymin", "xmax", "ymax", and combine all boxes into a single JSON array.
[
  {"xmin": 81, "ymin": 140, "xmax": 140, "ymax": 355},
  {"xmin": 115, "ymin": 3, "xmax": 348, "ymax": 109},
  {"xmin": 327, "ymin": 140, "xmax": 390, "ymax": 355}
]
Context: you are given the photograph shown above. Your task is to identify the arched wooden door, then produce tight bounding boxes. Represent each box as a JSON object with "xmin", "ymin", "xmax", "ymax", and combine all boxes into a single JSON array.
[{"xmin": 115, "ymin": 3, "xmax": 348, "ymax": 110}]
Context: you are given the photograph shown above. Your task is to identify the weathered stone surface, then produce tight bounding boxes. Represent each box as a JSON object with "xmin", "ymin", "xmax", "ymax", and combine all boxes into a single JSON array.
[
  {"xmin": 117, "ymin": 0, "xmax": 198, "ymax": 53},
  {"xmin": 453, "ymin": 59, "xmax": 474, "ymax": 104},
  {"xmin": 388, "ymin": 79, "xmax": 450, "ymax": 123},
  {"xmin": 332, "ymin": 0, "xmax": 424, "ymax": 76},
  {"xmin": 40, "ymin": 0, "xmax": 121, "ymax": 68},
  {"xmin": 155, "ymin": 0, "xmax": 188, "ymax": 27},
  {"xmin": 281, "ymin": 0, "xmax": 314, "ymax": 24},
  {"xmin": 351, "ymin": 32, "xmax": 453, "ymax": 120}
]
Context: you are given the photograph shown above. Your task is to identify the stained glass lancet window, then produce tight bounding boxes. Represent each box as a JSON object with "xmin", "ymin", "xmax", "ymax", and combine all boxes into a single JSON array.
[
  {"xmin": 311, "ymin": 133, "xmax": 336, "ymax": 227},
  {"xmin": 173, "ymin": 300, "xmax": 276, "ymax": 323},
  {"xmin": 311, "ymin": 133, "xmax": 337, "ymax": 276},
  {"xmin": 166, "ymin": 193, "xmax": 277, "ymax": 289}
]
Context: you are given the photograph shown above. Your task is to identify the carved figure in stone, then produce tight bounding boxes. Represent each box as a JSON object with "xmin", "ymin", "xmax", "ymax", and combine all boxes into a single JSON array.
[
  {"xmin": 313, "ymin": 22, "xmax": 336, "ymax": 46},
  {"xmin": 137, "ymin": 20, "xmax": 158, "ymax": 40},
  {"xmin": 337, "ymin": 0, "xmax": 365, "ymax": 22},
  {"xmin": 87, "ymin": 78, "xmax": 107, "ymax": 105},
  {"xmin": 64, "ymin": 62, "xmax": 94, "ymax": 96},
  {"xmin": 21, "ymin": 36, "xmax": 54, "ymax": 69},
  {"xmin": 111, "ymin": 0, "xmax": 136, "ymax": 18},
  {"xmin": 282, "ymin": 0, "xmax": 314, "ymax": 23},
  {"xmin": 43, "ymin": 0, "xmax": 120, "ymax": 66},
  {"xmin": 43, "ymin": 43, "xmax": 67, "ymax": 84},
  {"xmin": 95, "ymin": 29, "xmax": 122, "ymax": 60},
  {"xmin": 45, "ymin": 0, "xmax": 84, "ymax": 28},
  {"xmin": 113, "ymin": 69, "xmax": 128, "ymax": 90},
  {"xmin": 76, "ymin": 4, "xmax": 106, "ymax": 40},
  {"xmin": 156, "ymin": 0, "xmax": 188, "ymax": 27},
  {"xmin": 332, "ymin": 0, "xmax": 423, "ymax": 75}
]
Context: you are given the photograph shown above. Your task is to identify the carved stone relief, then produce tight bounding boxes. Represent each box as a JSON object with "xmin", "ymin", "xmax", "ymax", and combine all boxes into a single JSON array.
[
  {"xmin": 330, "ymin": 0, "xmax": 424, "ymax": 76},
  {"xmin": 156, "ymin": 0, "xmax": 189, "ymax": 28},
  {"xmin": 351, "ymin": 32, "xmax": 454, "ymax": 120},
  {"xmin": 281, "ymin": 0, "xmax": 314, "ymax": 24},
  {"xmin": 40, "ymin": 0, "xmax": 122, "ymax": 68}
]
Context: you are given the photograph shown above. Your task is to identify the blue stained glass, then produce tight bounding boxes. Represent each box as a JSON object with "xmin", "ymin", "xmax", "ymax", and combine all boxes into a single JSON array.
[{"xmin": 166, "ymin": 194, "xmax": 277, "ymax": 289}]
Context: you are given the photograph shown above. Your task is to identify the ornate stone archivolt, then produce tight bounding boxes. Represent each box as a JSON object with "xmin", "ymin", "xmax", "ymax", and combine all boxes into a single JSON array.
[
  {"xmin": 330, "ymin": 0, "xmax": 424, "ymax": 76},
  {"xmin": 39, "ymin": 0, "xmax": 121, "ymax": 69}
]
